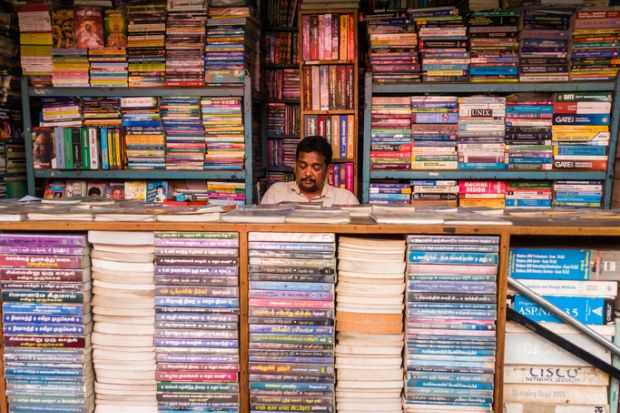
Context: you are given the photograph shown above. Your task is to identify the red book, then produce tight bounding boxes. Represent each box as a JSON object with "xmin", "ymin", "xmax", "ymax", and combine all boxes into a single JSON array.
[
  {"xmin": 310, "ymin": 15, "xmax": 319, "ymax": 60},
  {"xmin": 348, "ymin": 14, "xmax": 355, "ymax": 62},
  {"xmin": 345, "ymin": 162, "xmax": 354, "ymax": 192},
  {"xmin": 553, "ymin": 159, "xmax": 607, "ymax": 170},
  {"xmin": 302, "ymin": 15, "xmax": 311, "ymax": 60},
  {"xmin": 459, "ymin": 180, "xmax": 507, "ymax": 194}
]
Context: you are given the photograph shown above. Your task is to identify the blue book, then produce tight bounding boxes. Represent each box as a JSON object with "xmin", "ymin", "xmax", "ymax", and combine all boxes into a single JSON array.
[
  {"xmin": 340, "ymin": 115, "xmax": 347, "ymax": 160},
  {"xmin": 408, "ymin": 251, "xmax": 498, "ymax": 265},
  {"xmin": 458, "ymin": 162, "xmax": 507, "ymax": 169},
  {"xmin": 555, "ymin": 145, "xmax": 606, "ymax": 156},
  {"xmin": 509, "ymin": 248, "xmax": 592, "ymax": 279},
  {"xmin": 470, "ymin": 66, "xmax": 518, "ymax": 75},
  {"xmin": 513, "ymin": 295, "xmax": 613, "ymax": 325},
  {"xmin": 505, "ymin": 199, "xmax": 551, "ymax": 208},
  {"xmin": 506, "ymin": 105, "xmax": 553, "ymax": 114},
  {"xmin": 423, "ymin": 64, "xmax": 470, "ymax": 71},
  {"xmin": 555, "ymin": 195, "xmax": 602, "ymax": 203},
  {"xmin": 552, "ymin": 114, "xmax": 611, "ymax": 126},
  {"xmin": 100, "ymin": 128, "xmax": 109, "ymax": 170}
]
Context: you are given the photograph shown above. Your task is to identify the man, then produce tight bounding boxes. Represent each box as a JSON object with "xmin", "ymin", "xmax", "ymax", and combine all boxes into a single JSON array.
[{"xmin": 261, "ymin": 136, "xmax": 359, "ymax": 206}]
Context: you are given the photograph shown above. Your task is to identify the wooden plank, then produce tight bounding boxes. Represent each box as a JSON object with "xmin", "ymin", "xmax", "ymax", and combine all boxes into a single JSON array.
[
  {"xmin": 494, "ymin": 232, "xmax": 510, "ymax": 413},
  {"xmin": 239, "ymin": 230, "xmax": 249, "ymax": 413}
]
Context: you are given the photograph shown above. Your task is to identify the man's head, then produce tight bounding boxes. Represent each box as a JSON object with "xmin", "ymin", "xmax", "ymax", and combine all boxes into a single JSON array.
[{"xmin": 294, "ymin": 136, "xmax": 332, "ymax": 197}]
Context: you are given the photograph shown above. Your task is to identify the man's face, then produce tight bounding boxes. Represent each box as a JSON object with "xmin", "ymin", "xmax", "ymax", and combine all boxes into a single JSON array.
[{"xmin": 294, "ymin": 151, "xmax": 329, "ymax": 196}]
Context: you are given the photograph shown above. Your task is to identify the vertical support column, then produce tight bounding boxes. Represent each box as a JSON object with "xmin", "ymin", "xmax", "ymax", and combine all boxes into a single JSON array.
[
  {"xmin": 362, "ymin": 72, "xmax": 372, "ymax": 203},
  {"xmin": 604, "ymin": 74, "xmax": 620, "ymax": 209},
  {"xmin": 22, "ymin": 77, "xmax": 35, "ymax": 195},
  {"xmin": 493, "ymin": 230, "xmax": 510, "ymax": 412},
  {"xmin": 244, "ymin": 77, "xmax": 254, "ymax": 205},
  {"xmin": 238, "ymin": 228, "xmax": 249, "ymax": 413}
]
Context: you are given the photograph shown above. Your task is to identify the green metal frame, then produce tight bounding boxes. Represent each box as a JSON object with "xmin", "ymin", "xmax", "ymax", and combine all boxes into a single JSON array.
[
  {"xmin": 22, "ymin": 77, "xmax": 256, "ymax": 204},
  {"xmin": 362, "ymin": 72, "xmax": 620, "ymax": 208}
]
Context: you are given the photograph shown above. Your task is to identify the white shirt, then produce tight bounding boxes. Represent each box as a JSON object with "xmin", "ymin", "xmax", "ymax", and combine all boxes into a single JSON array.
[{"xmin": 261, "ymin": 181, "xmax": 359, "ymax": 206}]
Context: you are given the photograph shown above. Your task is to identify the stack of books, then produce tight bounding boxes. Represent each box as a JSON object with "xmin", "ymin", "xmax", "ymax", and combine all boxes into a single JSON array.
[
  {"xmin": 267, "ymin": 103, "xmax": 299, "ymax": 137},
  {"xmin": 370, "ymin": 96, "xmax": 412, "ymax": 171},
  {"xmin": 153, "ymin": 231, "xmax": 240, "ymax": 413},
  {"xmin": 266, "ymin": 68, "xmax": 300, "ymax": 100},
  {"xmin": 51, "ymin": 48, "xmax": 90, "ymax": 87},
  {"xmin": 411, "ymin": 179, "xmax": 458, "ymax": 208},
  {"xmin": 552, "ymin": 180, "xmax": 603, "ymax": 208},
  {"xmin": 300, "ymin": 0, "xmax": 359, "ymax": 11},
  {"xmin": 164, "ymin": 0, "xmax": 207, "ymax": 87},
  {"xmin": 201, "ymin": 97, "xmax": 244, "ymax": 170},
  {"xmin": 121, "ymin": 96, "xmax": 165, "ymax": 169},
  {"xmin": 247, "ymin": 232, "xmax": 336, "ymax": 413},
  {"xmin": 505, "ymin": 181, "xmax": 552, "ymax": 209},
  {"xmin": 204, "ymin": 8, "xmax": 259, "ymax": 86},
  {"xmin": 206, "ymin": 181, "xmax": 245, "ymax": 206},
  {"xmin": 264, "ymin": 31, "xmax": 297, "ymax": 65},
  {"xmin": 570, "ymin": 10, "xmax": 620, "ymax": 81},
  {"xmin": 127, "ymin": 1, "xmax": 167, "ymax": 87},
  {"xmin": 301, "ymin": 13, "xmax": 355, "ymax": 63},
  {"xmin": 414, "ymin": 7, "xmax": 469, "ymax": 83},
  {"xmin": 16, "ymin": 4, "xmax": 53, "ymax": 83},
  {"xmin": 369, "ymin": 182, "xmax": 411, "ymax": 205},
  {"xmin": 265, "ymin": 0, "xmax": 298, "ymax": 26},
  {"xmin": 88, "ymin": 47, "xmax": 128, "ymax": 87},
  {"xmin": 457, "ymin": 96, "xmax": 506, "ymax": 170},
  {"xmin": 468, "ymin": 10, "xmax": 520, "ymax": 82},
  {"xmin": 88, "ymin": 231, "xmax": 157, "ymax": 412},
  {"xmin": 459, "ymin": 180, "xmax": 506, "ymax": 209},
  {"xmin": 266, "ymin": 138, "xmax": 296, "ymax": 169},
  {"xmin": 81, "ymin": 97, "xmax": 122, "ymax": 127},
  {"xmin": 505, "ymin": 247, "xmax": 615, "ymax": 410},
  {"xmin": 0, "ymin": 233, "xmax": 94, "ymax": 413},
  {"xmin": 335, "ymin": 236, "xmax": 405, "ymax": 413},
  {"xmin": 410, "ymin": 96, "xmax": 458, "ymax": 170},
  {"xmin": 40, "ymin": 98, "xmax": 83, "ymax": 128},
  {"xmin": 552, "ymin": 92, "xmax": 611, "ymax": 172},
  {"xmin": 328, "ymin": 163, "xmax": 354, "ymax": 193},
  {"xmin": 519, "ymin": 7, "xmax": 572, "ymax": 82},
  {"xmin": 160, "ymin": 97, "xmax": 205, "ymax": 170},
  {"xmin": 367, "ymin": 13, "xmax": 420, "ymax": 84},
  {"xmin": 405, "ymin": 234, "xmax": 498, "ymax": 413},
  {"xmin": 302, "ymin": 65, "xmax": 355, "ymax": 111},
  {"xmin": 505, "ymin": 93, "xmax": 554, "ymax": 171}
]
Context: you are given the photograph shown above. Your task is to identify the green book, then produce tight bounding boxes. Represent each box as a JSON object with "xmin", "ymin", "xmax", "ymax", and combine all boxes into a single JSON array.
[
  {"xmin": 63, "ymin": 128, "xmax": 73, "ymax": 169},
  {"xmin": 80, "ymin": 127, "xmax": 90, "ymax": 170}
]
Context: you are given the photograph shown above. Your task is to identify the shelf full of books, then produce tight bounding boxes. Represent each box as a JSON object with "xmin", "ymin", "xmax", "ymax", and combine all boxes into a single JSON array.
[
  {"xmin": 24, "ymin": 76, "xmax": 258, "ymax": 205},
  {"xmin": 299, "ymin": 7, "xmax": 359, "ymax": 195},
  {"xmin": 362, "ymin": 72, "xmax": 620, "ymax": 209},
  {"xmin": 261, "ymin": 0, "xmax": 301, "ymax": 198}
]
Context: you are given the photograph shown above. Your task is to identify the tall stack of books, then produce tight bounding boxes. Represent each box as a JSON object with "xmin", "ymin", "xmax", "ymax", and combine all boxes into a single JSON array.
[
  {"xmin": 505, "ymin": 93, "xmax": 553, "ymax": 171},
  {"xmin": 328, "ymin": 163, "xmax": 354, "ymax": 192},
  {"xmin": 552, "ymin": 180, "xmax": 603, "ymax": 208},
  {"xmin": 519, "ymin": 7, "xmax": 572, "ymax": 82},
  {"xmin": 81, "ymin": 97, "xmax": 122, "ymax": 127},
  {"xmin": 88, "ymin": 48, "xmax": 128, "ymax": 87},
  {"xmin": 40, "ymin": 98, "xmax": 83, "ymax": 128},
  {"xmin": 552, "ymin": 92, "xmax": 611, "ymax": 172},
  {"xmin": 370, "ymin": 96, "xmax": 412, "ymax": 171},
  {"xmin": 414, "ymin": 7, "xmax": 469, "ymax": 83},
  {"xmin": 204, "ymin": 8, "xmax": 259, "ymax": 86},
  {"xmin": 459, "ymin": 180, "xmax": 506, "ymax": 209},
  {"xmin": 405, "ymin": 234, "xmax": 498, "ymax": 413},
  {"xmin": 153, "ymin": 231, "xmax": 240, "ymax": 413},
  {"xmin": 248, "ymin": 232, "xmax": 336, "ymax": 413},
  {"xmin": 127, "ymin": 1, "xmax": 167, "ymax": 87},
  {"xmin": 267, "ymin": 103, "xmax": 299, "ymax": 137},
  {"xmin": 335, "ymin": 237, "xmax": 405, "ymax": 413},
  {"xmin": 264, "ymin": 32, "xmax": 297, "ymax": 65},
  {"xmin": 505, "ymin": 181, "xmax": 552, "ymax": 209},
  {"xmin": 207, "ymin": 181, "xmax": 245, "ymax": 205},
  {"xmin": 0, "ymin": 233, "xmax": 94, "ymax": 413},
  {"xmin": 51, "ymin": 48, "xmax": 90, "ymax": 87},
  {"xmin": 15, "ymin": 4, "xmax": 53, "ymax": 84},
  {"xmin": 468, "ymin": 10, "xmax": 520, "ymax": 82},
  {"xmin": 201, "ymin": 97, "xmax": 244, "ymax": 170},
  {"xmin": 265, "ymin": 0, "xmax": 298, "ymax": 26},
  {"xmin": 160, "ymin": 97, "xmax": 205, "ymax": 170},
  {"xmin": 505, "ymin": 247, "xmax": 615, "ymax": 411},
  {"xmin": 366, "ymin": 13, "xmax": 420, "ymax": 84},
  {"xmin": 88, "ymin": 231, "xmax": 157, "ymax": 412},
  {"xmin": 266, "ymin": 138, "xmax": 297, "ymax": 169},
  {"xmin": 164, "ymin": 0, "xmax": 207, "ymax": 87},
  {"xmin": 411, "ymin": 96, "xmax": 458, "ymax": 171},
  {"xmin": 570, "ymin": 10, "xmax": 620, "ymax": 81},
  {"xmin": 411, "ymin": 180, "xmax": 458, "ymax": 208},
  {"xmin": 265, "ymin": 68, "xmax": 300, "ymax": 99},
  {"xmin": 368, "ymin": 182, "xmax": 411, "ymax": 205},
  {"xmin": 121, "ymin": 96, "xmax": 165, "ymax": 169},
  {"xmin": 458, "ymin": 96, "xmax": 506, "ymax": 170}
]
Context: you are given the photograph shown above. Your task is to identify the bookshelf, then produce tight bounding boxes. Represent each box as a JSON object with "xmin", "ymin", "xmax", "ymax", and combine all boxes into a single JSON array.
[
  {"xmin": 299, "ymin": 8, "xmax": 359, "ymax": 195},
  {"xmin": 1, "ymin": 220, "xmax": 620, "ymax": 413},
  {"xmin": 260, "ymin": 0, "xmax": 301, "ymax": 198},
  {"xmin": 21, "ymin": 76, "xmax": 260, "ymax": 204},
  {"xmin": 361, "ymin": 72, "xmax": 620, "ymax": 208}
]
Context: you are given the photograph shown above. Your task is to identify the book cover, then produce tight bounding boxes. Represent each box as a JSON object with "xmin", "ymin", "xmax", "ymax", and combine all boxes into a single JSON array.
[
  {"xmin": 146, "ymin": 181, "xmax": 168, "ymax": 203},
  {"xmin": 32, "ymin": 128, "xmax": 54, "ymax": 169},
  {"xmin": 86, "ymin": 182, "xmax": 106, "ymax": 199},
  {"xmin": 75, "ymin": 6, "xmax": 104, "ymax": 49},
  {"xmin": 124, "ymin": 181, "xmax": 146, "ymax": 201},
  {"xmin": 105, "ymin": 182, "xmax": 124, "ymax": 200},
  {"xmin": 51, "ymin": 9, "xmax": 74, "ymax": 48},
  {"xmin": 43, "ymin": 181, "xmax": 65, "ymax": 199},
  {"xmin": 104, "ymin": 9, "xmax": 127, "ymax": 48}
]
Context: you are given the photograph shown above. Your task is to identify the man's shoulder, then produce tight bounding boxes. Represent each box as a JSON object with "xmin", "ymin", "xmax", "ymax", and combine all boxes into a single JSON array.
[
  {"xmin": 265, "ymin": 181, "xmax": 295, "ymax": 192},
  {"xmin": 325, "ymin": 184, "xmax": 359, "ymax": 204}
]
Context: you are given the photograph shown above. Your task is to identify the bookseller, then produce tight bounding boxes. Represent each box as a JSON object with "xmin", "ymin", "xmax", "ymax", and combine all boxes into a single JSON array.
[{"xmin": 261, "ymin": 136, "xmax": 359, "ymax": 206}]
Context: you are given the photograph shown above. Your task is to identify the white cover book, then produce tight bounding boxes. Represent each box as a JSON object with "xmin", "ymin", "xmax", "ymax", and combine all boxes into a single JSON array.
[{"xmin": 88, "ymin": 231, "xmax": 154, "ymax": 245}]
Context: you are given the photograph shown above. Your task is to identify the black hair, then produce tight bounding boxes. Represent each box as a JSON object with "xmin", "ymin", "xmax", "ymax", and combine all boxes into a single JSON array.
[{"xmin": 296, "ymin": 136, "xmax": 332, "ymax": 166}]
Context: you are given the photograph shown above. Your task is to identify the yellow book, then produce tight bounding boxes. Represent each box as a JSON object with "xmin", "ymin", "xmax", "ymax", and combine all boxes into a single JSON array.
[{"xmin": 20, "ymin": 32, "xmax": 53, "ymax": 45}]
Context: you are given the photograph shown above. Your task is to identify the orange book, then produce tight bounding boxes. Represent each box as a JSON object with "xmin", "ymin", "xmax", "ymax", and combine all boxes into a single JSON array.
[
  {"xmin": 339, "ymin": 14, "xmax": 347, "ymax": 61},
  {"xmin": 331, "ymin": 114, "xmax": 340, "ymax": 158},
  {"xmin": 346, "ymin": 115, "xmax": 354, "ymax": 159}
]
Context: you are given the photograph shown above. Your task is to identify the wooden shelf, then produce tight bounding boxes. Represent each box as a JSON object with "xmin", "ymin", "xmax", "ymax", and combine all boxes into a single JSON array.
[
  {"xmin": 303, "ymin": 60, "xmax": 355, "ymax": 65},
  {"xmin": 303, "ymin": 109, "xmax": 355, "ymax": 115}
]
